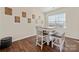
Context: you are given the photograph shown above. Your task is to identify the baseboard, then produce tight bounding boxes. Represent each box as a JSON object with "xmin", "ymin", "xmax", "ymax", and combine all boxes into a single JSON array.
[
  {"xmin": 12, "ymin": 35, "xmax": 36, "ymax": 42},
  {"xmin": 12, "ymin": 34, "xmax": 79, "ymax": 42},
  {"xmin": 66, "ymin": 36, "xmax": 79, "ymax": 41}
]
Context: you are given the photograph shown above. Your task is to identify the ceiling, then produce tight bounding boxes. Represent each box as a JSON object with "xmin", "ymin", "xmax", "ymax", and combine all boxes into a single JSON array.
[{"xmin": 36, "ymin": 7, "xmax": 59, "ymax": 13}]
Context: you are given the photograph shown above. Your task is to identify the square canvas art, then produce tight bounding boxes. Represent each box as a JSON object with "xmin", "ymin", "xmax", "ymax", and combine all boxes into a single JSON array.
[
  {"xmin": 22, "ymin": 12, "xmax": 26, "ymax": 17},
  {"xmin": 32, "ymin": 14, "xmax": 35, "ymax": 19},
  {"xmin": 15, "ymin": 16, "xmax": 20, "ymax": 23},
  {"xmin": 28, "ymin": 18, "xmax": 31, "ymax": 23},
  {"xmin": 5, "ymin": 7, "xmax": 12, "ymax": 15}
]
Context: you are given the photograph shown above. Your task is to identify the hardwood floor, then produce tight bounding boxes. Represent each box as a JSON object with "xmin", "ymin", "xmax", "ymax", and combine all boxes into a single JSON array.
[{"xmin": 0, "ymin": 36, "xmax": 79, "ymax": 52}]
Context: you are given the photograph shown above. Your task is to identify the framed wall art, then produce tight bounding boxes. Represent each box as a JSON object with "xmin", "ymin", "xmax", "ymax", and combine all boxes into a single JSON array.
[
  {"xmin": 38, "ymin": 16, "xmax": 40, "ymax": 19},
  {"xmin": 15, "ymin": 16, "xmax": 20, "ymax": 23},
  {"xmin": 5, "ymin": 7, "xmax": 12, "ymax": 15},
  {"xmin": 28, "ymin": 18, "xmax": 31, "ymax": 23},
  {"xmin": 32, "ymin": 14, "xmax": 35, "ymax": 19},
  {"xmin": 22, "ymin": 12, "xmax": 26, "ymax": 17}
]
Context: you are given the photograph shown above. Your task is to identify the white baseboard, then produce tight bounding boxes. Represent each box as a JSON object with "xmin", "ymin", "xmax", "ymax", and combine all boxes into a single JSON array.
[
  {"xmin": 65, "ymin": 35, "xmax": 79, "ymax": 40},
  {"xmin": 12, "ymin": 34, "xmax": 79, "ymax": 42},
  {"xmin": 12, "ymin": 34, "xmax": 36, "ymax": 42}
]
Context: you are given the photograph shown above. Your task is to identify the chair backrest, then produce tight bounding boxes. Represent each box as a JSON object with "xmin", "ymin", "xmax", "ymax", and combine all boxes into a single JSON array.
[
  {"xmin": 55, "ymin": 26, "xmax": 65, "ymax": 34},
  {"xmin": 36, "ymin": 26, "xmax": 44, "ymax": 36},
  {"xmin": 36, "ymin": 26, "xmax": 49, "ymax": 37}
]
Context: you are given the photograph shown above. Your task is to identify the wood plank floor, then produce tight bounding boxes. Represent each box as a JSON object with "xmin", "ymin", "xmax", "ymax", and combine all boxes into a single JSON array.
[{"xmin": 0, "ymin": 36, "xmax": 79, "ymax": 52}]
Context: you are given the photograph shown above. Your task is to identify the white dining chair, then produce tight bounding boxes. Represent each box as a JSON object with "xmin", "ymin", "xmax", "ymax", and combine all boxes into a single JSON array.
[
  {"xmin": 35, "ymin": 26, "xmax": 49, "ymax": 50},
  {"xmin": 51, "ymin": 27, "xmax": 65, "ymax": 52}
]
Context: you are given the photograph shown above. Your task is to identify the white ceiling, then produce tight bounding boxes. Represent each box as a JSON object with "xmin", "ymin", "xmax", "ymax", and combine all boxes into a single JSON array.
[{"xmin": 36, "ymin": 7, "xmax": 59, "ymax": 13}]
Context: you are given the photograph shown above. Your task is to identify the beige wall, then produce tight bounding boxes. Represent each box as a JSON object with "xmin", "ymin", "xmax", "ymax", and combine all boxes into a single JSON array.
[
  {"xmin": 0, "ymin": 7, "xmax": 45, "ymax": 41},
  {"xmin": 45, "ymin": 7, "xmax": 79, "ymax": 39}
]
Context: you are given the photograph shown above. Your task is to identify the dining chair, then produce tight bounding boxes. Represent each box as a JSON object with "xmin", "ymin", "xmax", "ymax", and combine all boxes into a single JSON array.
[
  {"xmin": 51, "ymin": 27, "xmax": 65, "ymax": 52},
  {"xmin": 35, "ymin": 26, "xmax": 49, "ymax": 50}
]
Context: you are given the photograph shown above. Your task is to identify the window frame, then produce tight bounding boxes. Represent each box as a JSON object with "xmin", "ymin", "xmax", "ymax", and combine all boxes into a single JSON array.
[{"xmin": 47, "ymin": 13, "xmax": 66, "ymax": 28}]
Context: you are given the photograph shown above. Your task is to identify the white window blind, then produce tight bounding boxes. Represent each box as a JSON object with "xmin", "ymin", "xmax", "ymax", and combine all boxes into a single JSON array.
[{"xmin": 48, "ymin": 13, "xmax": 65, "ymax": 27}]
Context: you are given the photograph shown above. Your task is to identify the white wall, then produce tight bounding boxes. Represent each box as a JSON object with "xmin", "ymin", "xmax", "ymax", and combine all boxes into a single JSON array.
[
  {"xmin": 45, "ymin": 7, "xmax": 79, "ymax": 39},
  {"xmin": 0, "ymin": 7, "xmax": 45, "ymax": 42}
]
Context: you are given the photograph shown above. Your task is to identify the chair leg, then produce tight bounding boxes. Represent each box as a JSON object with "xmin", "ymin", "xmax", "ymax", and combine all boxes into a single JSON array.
[
  {"xmin": 60, "ymin": 47, "xmax": 62, "ymax": 52},
  {"xmin": 61, "ymin": 43, "xmax": 65, "ymax": 52},
  {"xmin": 51, "ymin": 42, "xmax": 54, "ymax": 48},
  {"xmin": 41, "ymin": 37, "xmax": 43, "ymax": 50},
  {"xmin": 36, "ymin": 36, "xmax": 38, "ymax": 46},
  {"xmin": 51, "ymin": 37, "xmax": 55, "ymax": 48},
  {"xmin": 59, "ymin": 42, "xmax": 65, "ymax": 52},
  {"xmin": 59, "ymin": 45, "xmax": 63, "ymax": 52},
  {"xmin": 47, "ymin": 41, "xmax": 49, "ymax": 45},
  {"xmin": 46, "ymin": 36, "xmax": 50, "ymax": 45},
  {"xmin": 41, "ymin": 45, "xmax": 43, "ymax": 50},
  {"xmin": 36, "ymin": 39, "xmax": 38, "ymax": 46}
]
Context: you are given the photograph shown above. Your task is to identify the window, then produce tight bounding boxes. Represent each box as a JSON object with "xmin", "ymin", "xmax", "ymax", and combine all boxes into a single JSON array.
[{"xmin": 48, "ymin": 13, "xmax": 65, "ymax": 27}]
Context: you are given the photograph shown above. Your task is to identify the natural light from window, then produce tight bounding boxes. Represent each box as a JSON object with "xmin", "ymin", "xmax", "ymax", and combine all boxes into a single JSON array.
[{"xmin": 48, "ymin": 13, "xmax": 65, "ymax": 28}]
